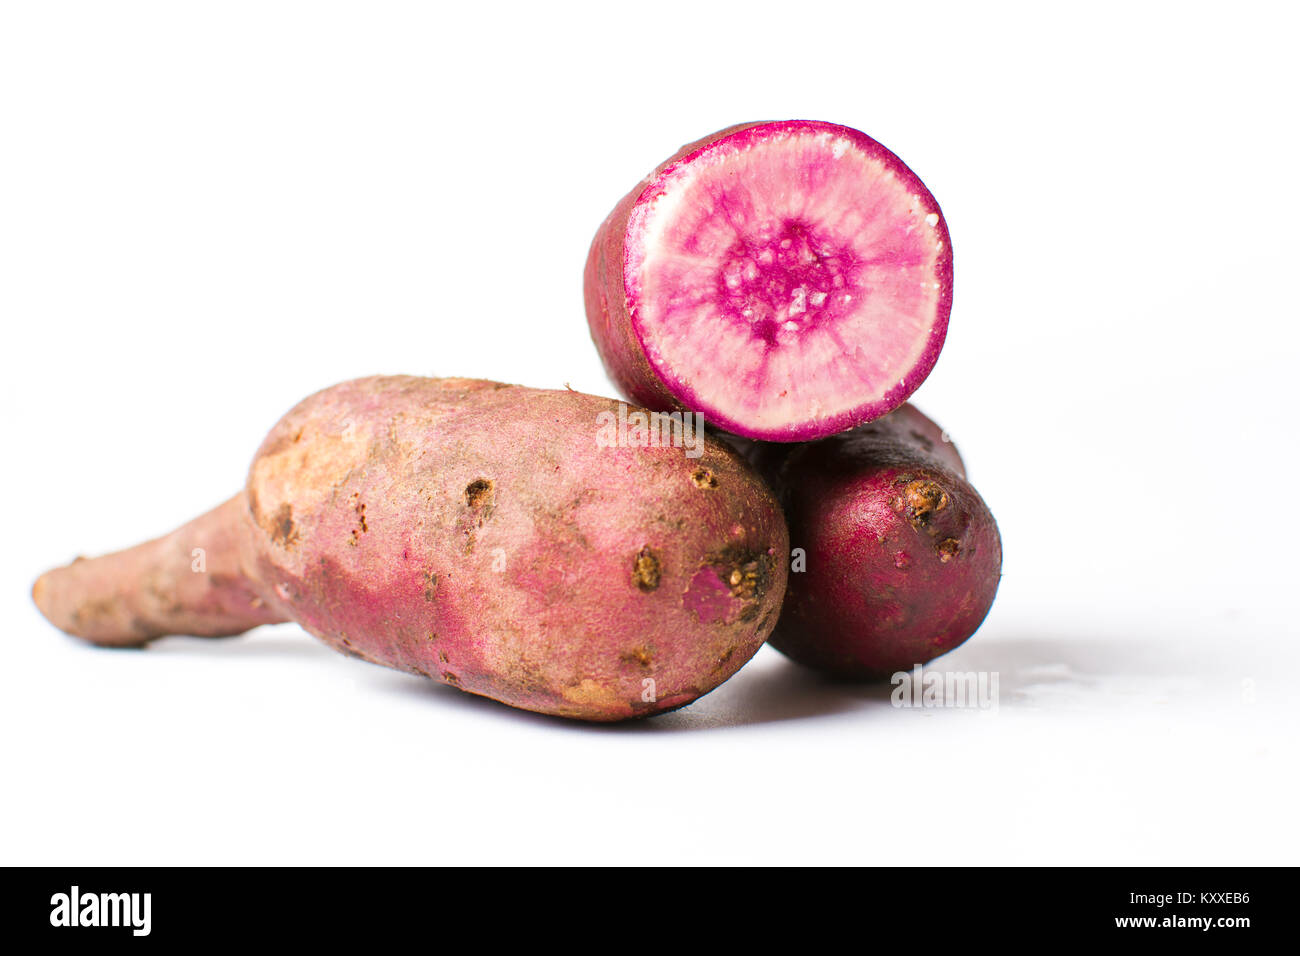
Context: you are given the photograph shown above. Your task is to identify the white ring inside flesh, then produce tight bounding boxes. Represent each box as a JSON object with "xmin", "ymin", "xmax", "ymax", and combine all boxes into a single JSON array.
[{"xmin": 625, "ymin": 127, "xmax": 947, "ymax": 433}]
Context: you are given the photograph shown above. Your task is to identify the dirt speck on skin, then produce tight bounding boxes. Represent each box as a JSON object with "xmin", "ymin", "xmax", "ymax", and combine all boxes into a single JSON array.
[
  {"xmin": 423, "ymin": 570, "xmax": 438, "ymax": 602},
  {"xmin": 711, "ymin": 545, "xmax": 774, "ymax": 603},
  {"xmin": 937, "ymin": 538, "xmax": 961, "ymax": 562},
  {"xmin": 900, "ymin": 479, "xmax": 948, "ymax": 528},
  {"xmin": 337, "ymin": 635, "xmax": 366, "ymax": 661},
  {"xmin": 465, "ymin": 478, "xmax": 494, "ymax": 511},
  {"xmin": 691, "ymin": 468, "xmax": 719, "ymax": 489},
  {"xmin": 460, "ymin": 479, "xmax": 496, "ymax": 553},
  {"xmin": 268, "ymin": 503, "xmax": 298, "ymax": 548},
  {"xmin": 623, "ymin": 646, "xmax": 654, "ymax": 668},
  {"xmin": 632, "ymin": 546, "xmax": 661, "ymax": 591},
  {"xmin": 349, "ymin": 492, "xmax": 369, "ymax": 543}
]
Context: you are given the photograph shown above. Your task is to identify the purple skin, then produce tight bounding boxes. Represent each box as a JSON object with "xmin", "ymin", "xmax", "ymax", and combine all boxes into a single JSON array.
[
  {"xmin": 737, "ymin": 404, "xmax": 1000, "ymax": 678},
  {"xmin": 585, "ymin": 120, "xmax": 953, "ymax": 442},
  {"xmin": 33, "ymin": 377, "xmax": 790, "ymax": 721}
]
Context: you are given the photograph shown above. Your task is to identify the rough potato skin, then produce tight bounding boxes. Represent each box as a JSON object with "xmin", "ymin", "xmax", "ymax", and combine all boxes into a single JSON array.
[
  {"xmin": 32, "ymin": 497, "xmax": 284, "ymax": 646},
  {"xmin": 741, "ymin": 404, "xmax": 1000, "ymax": 678},
  {"xmin": 34, "ymin": 377, "xmax": 789, "ymax": 721}
]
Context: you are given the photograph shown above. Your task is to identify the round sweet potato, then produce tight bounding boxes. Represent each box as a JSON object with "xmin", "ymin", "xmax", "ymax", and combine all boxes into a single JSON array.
[{"xmin": 740, "ymin": 403, "xmax": 1000, "ymax": 677}]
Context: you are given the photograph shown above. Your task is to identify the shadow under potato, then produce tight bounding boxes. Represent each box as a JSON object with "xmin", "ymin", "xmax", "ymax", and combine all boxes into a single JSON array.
[
  {"xmin": 145, "ymin": 628, "xmax": 330, "ymax": 662},
  {"xmin": 376, "ymin": 648, "xmax": 936, "ymax": 732},
  {"xmin": 104, "ymin": 625, "xmax": 1173, "ymax": 731}
]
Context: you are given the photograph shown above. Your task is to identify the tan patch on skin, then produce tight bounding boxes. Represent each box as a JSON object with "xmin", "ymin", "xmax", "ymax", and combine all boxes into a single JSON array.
[
  {"xmin": 561, "ymin": 678, "xmax": 624, "ymax": 710},
  {"xmin": 258, "ymin": 427, "xmax": 299, "ymax": 459},
  {"xmin": 423, "ymin": 570, "xmax": 438, "ymax": 602},
  {"xmin": 937, "ymin": 538, "xmax": 961, "ymax": 562},
  {"xmin": 632, "ymin": 547, "xmax": 661, "ymax": 591},
  {"xmin": 491, "ymin": 654, "xmax": 555, "ymax": 699},
  {"xmin": 71, "ymin": 598, "xmax": 119, "ymax": 630},
  {"xmin": 248, "ymin": 419, "xmax": 369, "ymax": 541}
]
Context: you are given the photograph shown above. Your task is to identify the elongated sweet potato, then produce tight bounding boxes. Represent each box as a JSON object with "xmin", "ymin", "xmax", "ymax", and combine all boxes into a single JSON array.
[
  {"xmin": 738, "ymin": 404, "xmax": 1000, "ymax": 677},
  {"xmin": 33, "ymin": 377, "xmax": 789, "ymax": 720}
]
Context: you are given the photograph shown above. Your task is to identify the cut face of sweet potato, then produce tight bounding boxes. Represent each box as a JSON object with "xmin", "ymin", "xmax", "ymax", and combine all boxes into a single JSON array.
[{"xmin": 586, "ymin": 120, "xmax": 952, "ymax": 441}]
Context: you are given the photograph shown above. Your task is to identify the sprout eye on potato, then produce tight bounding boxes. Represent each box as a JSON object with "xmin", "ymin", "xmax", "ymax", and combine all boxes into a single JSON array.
[{"xmin": 33, "ymin": 376, "xmax": 789, "ymax": 721}]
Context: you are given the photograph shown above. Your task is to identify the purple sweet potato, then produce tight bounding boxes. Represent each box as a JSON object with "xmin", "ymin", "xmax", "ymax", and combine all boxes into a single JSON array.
[
  {"xmin": 585, "ymin": 120, "xmax": 952, "ymax": 442},
  {"xmin": 33, "ymin": 376, "xmax": 789, "ymax": 721},
  {"xmin": 741, "ymin": 403, "xmax": 1000, "ymax": 677}
]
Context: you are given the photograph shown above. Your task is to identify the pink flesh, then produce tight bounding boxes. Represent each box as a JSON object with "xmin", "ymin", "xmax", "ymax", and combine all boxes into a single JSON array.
[{"xmin": 624, "ymin": 121, "xmax": 951, "ymax": 441}]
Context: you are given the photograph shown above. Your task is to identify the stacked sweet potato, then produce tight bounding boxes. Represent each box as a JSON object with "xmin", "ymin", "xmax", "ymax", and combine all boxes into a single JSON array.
[{"xmin": 35, "ymin": 121, "xmax": 1000, "ymax": 721}]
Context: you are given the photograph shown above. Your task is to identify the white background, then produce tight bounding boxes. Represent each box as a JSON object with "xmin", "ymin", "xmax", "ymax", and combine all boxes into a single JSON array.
[{"xmin": 2, "ymin": 2, "xmax": 1297, "ymax": 865}]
